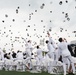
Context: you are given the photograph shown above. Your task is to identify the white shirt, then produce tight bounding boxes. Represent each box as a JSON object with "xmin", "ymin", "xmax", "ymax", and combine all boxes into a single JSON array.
[
  {"xmin": 0, "ymin": 50, "xmax": 4, "ymax": 60},
  {"xmin": 47, "ymin": 42, "xmax": 55, "ymax": 53},
  {"xmin": 36, "ymin": 48, "xmax": 43, "ymax": 58},
  {"xmin": 58, "ymin": 41, "xmax": 71, "ymax": 57},
  {"xmin": 49, "ymin": 37, "xmax": 57, "ymax": 49},
  {"xmin": 26, "ymin": 42, "xmax": 32, "ymax": 49},
  {"xmin": 17, "ymin": 52, "xmax": 23, "ymax": 60}
]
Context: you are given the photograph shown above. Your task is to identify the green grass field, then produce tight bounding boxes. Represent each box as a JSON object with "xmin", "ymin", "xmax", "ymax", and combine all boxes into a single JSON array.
[
  {"xmin": 0, "ymin": 71, "xmax": 49, "ymax": 75},
  {"xmin": 0, "ymin": 70, "xmax": 74, "ymax": 75}
]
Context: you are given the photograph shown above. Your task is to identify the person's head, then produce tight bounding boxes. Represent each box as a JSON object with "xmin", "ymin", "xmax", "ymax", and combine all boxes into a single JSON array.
[
  {"xmin": 28, "ymin": 40, "xmax": 31, "ymax": 43},
  {"xmin": 36, "ymin": 45, "xmax": 39, "ymax": 49},
  {"xmin": 45, "ymin": 40, "xmax": 49, "ymax": 44},
  {"xmin": 8, "ymin": 52, "xmax": 10, "ymax": 55},
  {"xmin": 58, "ymin": 38, "xmax": 63, "ymax": 42},
  {"xmin": 17, "ymin": 50, "xmax": 20, "ymax": 53},
  {"xmin": 12, "ymin": 51, "xmax": 15, "ymax": 53}
]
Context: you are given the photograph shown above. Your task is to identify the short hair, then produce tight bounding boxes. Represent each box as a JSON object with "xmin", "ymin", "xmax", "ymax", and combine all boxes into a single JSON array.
[
  {"xmin": 45, "ymin": 40, "xmax": 49, "ymax": 44},
  {"xmin": 28, "ymin": 40, "xmax": 30, "ymax": 42},
  {"xmin": 58, "ymin": 38, "xmax": 63, "ymax": 42},
  {"xmin": 37, "ymin": 45, "xmax": 39, "ymax": 49}
]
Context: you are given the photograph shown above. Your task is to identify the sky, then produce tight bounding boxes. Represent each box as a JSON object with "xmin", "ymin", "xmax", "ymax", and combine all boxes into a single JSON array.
[{"xmin": 0, "ymin": 0, "xmax": 76, "ymax": 52}]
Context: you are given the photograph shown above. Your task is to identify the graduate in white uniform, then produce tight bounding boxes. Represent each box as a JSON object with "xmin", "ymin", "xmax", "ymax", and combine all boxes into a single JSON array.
[
  {"xmin": 47, "ymin": 32, "xmax": 54, "ymax": 44},
  {"xmin": 26, "ymin": 40, "xmax": 33, "ymax": 57},
  {"xmin": 45, "ymin": 40, "xmax": 55, "ymax": 60},
  {"xmin": 16, "ymin": 50, "xmax": 23, "ymax": 71},
  {"xmin": 45, "ymin": 40, "xmax": 55, "ymax": 73},
  {"xmin": 16, "ymin": 50, "xmax": 23, "ymax": 60},
  {"xmin": 0, "ymin": 49, "xmax": 5, "ymax": 70},
  {"xmin": 58, "ymin": 37, "xmax": 75, "ymax": 74},
  {"xmin": 25, "ymin": 40, "xmax": 33, "ymax": 70},
  {"xmin": 0, "ymin": 49, "xmax": 4, "ymax": 61},
  {"xmin": 36, "ymin": 45, "xmax": 43, "ymax": 71},
  {"xmin": 36, "ymin": 45, "xmax": 43, "ymax": 62},
  {"xmin": 47, "ymin": 32, "xmax": 58, "ymax": 61}
]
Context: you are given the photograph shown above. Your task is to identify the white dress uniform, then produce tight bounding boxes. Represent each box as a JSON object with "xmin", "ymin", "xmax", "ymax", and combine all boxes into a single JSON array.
[
  {"xmin": 0, "ymin": 49, "xmax": 5, "ymax": 61},
  {"xmin": 36, "ymin": 48, "xmax": 43, "ymax": 61},
  {"xmin": 47, "ymin": 42, "xmax": 55, "ymax": 60},
  {"xmin": 26, "ymin": 42, "xmax": 33, "ymax": 57},
  {"xmin": 16, "ymin": 52, "xmax": 23, "ymax": 60},
  {"xmin": 0, "ymin": 50, "xmax": 4, "ymax": 70},
  {"xmin": 58, "ymin": 41, "xmax": 75, "ymax": 74},
  {"xmin": 25, "ymin": 42, "xmax": 33, "ymax": 70},
  {"xmin": 49, "ymin": 37, "xmax": 59, "ymax": 60},
  {"xmin": 36, "ymin": 48, "xmax": 43, "ymax": 68},
  {"xmin": 16, "ymin": 52, "xmax": 23, "ymax": 71}
]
